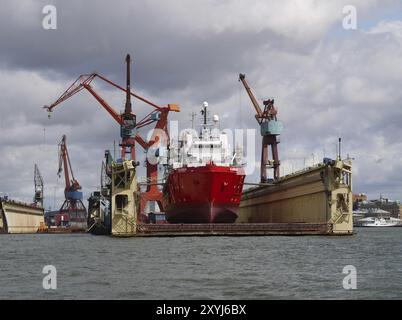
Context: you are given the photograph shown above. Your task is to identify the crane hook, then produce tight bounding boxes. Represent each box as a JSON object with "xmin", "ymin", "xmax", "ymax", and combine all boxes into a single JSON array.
[{"xmin": 44, "ymin": 106, "xmax": 52, "ymax": 119}]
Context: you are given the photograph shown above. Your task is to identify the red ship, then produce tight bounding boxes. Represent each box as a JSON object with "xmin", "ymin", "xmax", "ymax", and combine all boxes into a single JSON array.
[{"xmin": 163, "ymin": 102, "xmax": 245, "ymax": 223}]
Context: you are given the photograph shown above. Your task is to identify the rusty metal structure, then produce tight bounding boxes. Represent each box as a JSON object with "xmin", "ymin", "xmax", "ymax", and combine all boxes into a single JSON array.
[
  {"xmin": 44, "ymin": 55, "xmax": 180, "ymax": 217},
  {"xmin": 239, "ymin": 74, "xmax": 282, "ymax": 182},
  {"xmin": 57, "ymin": 135, "xmax": 87, "ymax": 227},
  {"xmin": 135, "ymin": 222, "xmax": 330, "ymax": 236},
  {"xmin": 33, "ymin": 164, "xmax": 44, "ymax": 208}
]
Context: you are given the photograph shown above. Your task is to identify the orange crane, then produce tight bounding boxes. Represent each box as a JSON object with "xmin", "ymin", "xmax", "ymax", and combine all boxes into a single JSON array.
[
  {"xmin": 57, "ymin": 135, "xmax": 87, "ymax": 225},
  {"xmin": 239, "ymin": 73, "xmax": 282, "ymax": 182},
  {"xmin": 44, "ymin": 55, "xmax": 179, "ymax": 215}
]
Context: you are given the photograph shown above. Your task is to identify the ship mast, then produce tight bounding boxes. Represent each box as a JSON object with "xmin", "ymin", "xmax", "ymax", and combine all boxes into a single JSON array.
[{"xmin": 201, "ymin": 101, "xmax": 208, "ymax": 129}]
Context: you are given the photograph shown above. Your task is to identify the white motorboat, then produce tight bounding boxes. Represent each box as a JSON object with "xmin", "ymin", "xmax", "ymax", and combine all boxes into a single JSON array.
[{"xmin": 361, "ymin": 217, "xmax": 399, "ymax": 227}]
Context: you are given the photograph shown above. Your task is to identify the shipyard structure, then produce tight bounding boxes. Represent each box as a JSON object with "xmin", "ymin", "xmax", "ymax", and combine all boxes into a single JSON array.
[
  {"xmin": 238, "ymin": 159, "xmax": 353, "ymax": 235},
  {"xmin": 43, "ymin": 55, "xmax": 354, "ymax": 237},
  {"xmin": 0, "ymin": 198, "xmax": 45, "ymax": 234},
  {"xmin": 85, "ymin": 103, "xmax": 353, "ymax": 237},
  {"xmin": 0, "ymin": 165, "xmax": 45, "ymax": 234},
  {"xmin": 85, "ymin": 156, "xmax": 353, "ymax": 236}
]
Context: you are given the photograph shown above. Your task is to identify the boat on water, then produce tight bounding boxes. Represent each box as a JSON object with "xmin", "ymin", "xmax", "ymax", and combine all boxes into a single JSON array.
[
  {"xmin": 361, "ymin": 217, "xmax": 399, "ymax": 227},
  {"xmin": 162, "ymin": 102, "xmax": 245, "ymax": 223}
]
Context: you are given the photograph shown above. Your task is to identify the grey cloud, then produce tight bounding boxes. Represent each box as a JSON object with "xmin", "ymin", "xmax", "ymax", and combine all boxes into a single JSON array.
[{"xmin": 1, "ymin": 0, "xmax": 402, "ymax": 206}]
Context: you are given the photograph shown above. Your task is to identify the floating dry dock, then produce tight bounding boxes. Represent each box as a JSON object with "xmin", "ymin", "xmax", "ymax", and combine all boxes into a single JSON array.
[
  {"xmin": 104, "ymin": 158, "xmax": 353, "ymax": 237},
  {"xmin": 0, "ymin": 199, "xmax": 45, "ymax": 234},
  {"xmin": 238, "ymin": 158, "xmax": 353, "ymax": 235},
  {"xmin": 135, "ymin": 222, "xmax": 330, "ymax": 237}
]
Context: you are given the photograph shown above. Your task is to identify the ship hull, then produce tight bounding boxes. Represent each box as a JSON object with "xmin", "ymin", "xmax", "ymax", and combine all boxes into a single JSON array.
[{"xmin": 163, "ymin": 164, "xmax": 245, "ymax": 223}]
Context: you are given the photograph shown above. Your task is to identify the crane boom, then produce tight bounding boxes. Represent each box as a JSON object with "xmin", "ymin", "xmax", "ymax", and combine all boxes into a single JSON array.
[
  {"xmin": 44, "ymin": 73, "xmax": 123, "ymax": 125},
  {"xmin": 58, "ymin": 135, "xmax": 81, "ymax": 193},
  {"xmin": 239, "ymin": 73, "xmax": 263, "ymax": 120},
  {"xmin": 45, "ymin": 74, "xmax": 96, "ymax": 110},
  {"xmin": 44, "ymin": 68, "xmax": 179, "ymax": 158},
  {"xmin": 44, "ymin": 73, "xmax": 165, "ymax": 115},
  {"xmin": 82, "ymin": 83, "xmax": 124, "ymax": 125}
]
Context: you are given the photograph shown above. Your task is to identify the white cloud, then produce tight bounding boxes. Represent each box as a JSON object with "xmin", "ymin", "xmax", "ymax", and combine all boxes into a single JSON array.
[
  {"xmin": 147, "ymin": 0, "xmax": 380, "ymax": 41},
  {"xmin": 340, "ymin": 76, "xmax": 394, "ymax": 104},
  {"xmin": 368, "ymin": 20, "xmax": 402, "ymax": 37}
]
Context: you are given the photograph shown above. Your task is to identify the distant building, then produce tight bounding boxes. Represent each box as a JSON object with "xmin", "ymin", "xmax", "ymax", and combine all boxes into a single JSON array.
[{"xmin": 353, "ymin": 194, "xmax": 401, "ymax": 219}]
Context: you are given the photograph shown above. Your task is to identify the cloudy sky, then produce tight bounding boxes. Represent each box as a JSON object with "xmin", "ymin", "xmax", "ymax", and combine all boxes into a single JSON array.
[{"xmin": 0, "ymin": 0, "xmax": 401, "ymax": 209}]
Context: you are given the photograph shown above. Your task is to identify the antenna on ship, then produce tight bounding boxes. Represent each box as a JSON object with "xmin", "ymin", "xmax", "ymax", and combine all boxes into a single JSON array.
[
  {"xmin": 190, "ymin": 111, "xmax": 197, "ymax": 129},
  {"xmin": 201, "ymin": 101, "xmax": 208, "ymax": 129}
]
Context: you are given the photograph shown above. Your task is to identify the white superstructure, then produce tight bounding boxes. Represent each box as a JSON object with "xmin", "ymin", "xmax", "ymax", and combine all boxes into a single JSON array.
[{"xmin": 170, "ymin": 102, "xmax": 243, "ymax": 169}]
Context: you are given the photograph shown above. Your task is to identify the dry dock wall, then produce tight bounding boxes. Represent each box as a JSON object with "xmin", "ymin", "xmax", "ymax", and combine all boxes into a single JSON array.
[
  {"xmin": 0, "ymin": 200, "xmax": 44, "ymax": 234},
  {"xmin": 237, "ymin": 160, "xmax": 353, "ymax": 235}
]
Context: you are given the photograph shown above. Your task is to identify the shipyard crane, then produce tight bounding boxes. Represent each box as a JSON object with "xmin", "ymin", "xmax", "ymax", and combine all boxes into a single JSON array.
[
  {"xmin": 33, "ymin": 164, "xmax": 44, "ymax": 208},
  {"xmin": 239, "ymin": 74, "xmax": 282, "ymax": 182},
  {"xmin": 57, "ymin": 135, "xmax": 87, "ymax": 223},
  {"xmin": 44, "ymin": 55, "xmax": 180, "ymax": 215}
]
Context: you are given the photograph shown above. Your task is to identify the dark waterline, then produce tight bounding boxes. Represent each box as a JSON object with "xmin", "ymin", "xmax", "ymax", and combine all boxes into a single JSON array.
[{"xmin": 1, "ymin": 228, "xmax": 401, "ymax": 299}]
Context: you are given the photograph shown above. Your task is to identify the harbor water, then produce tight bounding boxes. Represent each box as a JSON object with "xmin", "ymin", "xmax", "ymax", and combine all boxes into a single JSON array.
[{"xmin": 0, "ymin": 228, "xmax": 401, "ymax": 299}]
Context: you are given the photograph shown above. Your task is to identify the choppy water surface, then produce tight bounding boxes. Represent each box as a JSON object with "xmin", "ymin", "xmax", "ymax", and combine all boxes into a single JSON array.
[{"xmin": 1, "ymin": 228, "xmax": 401, "ymax": 299}]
